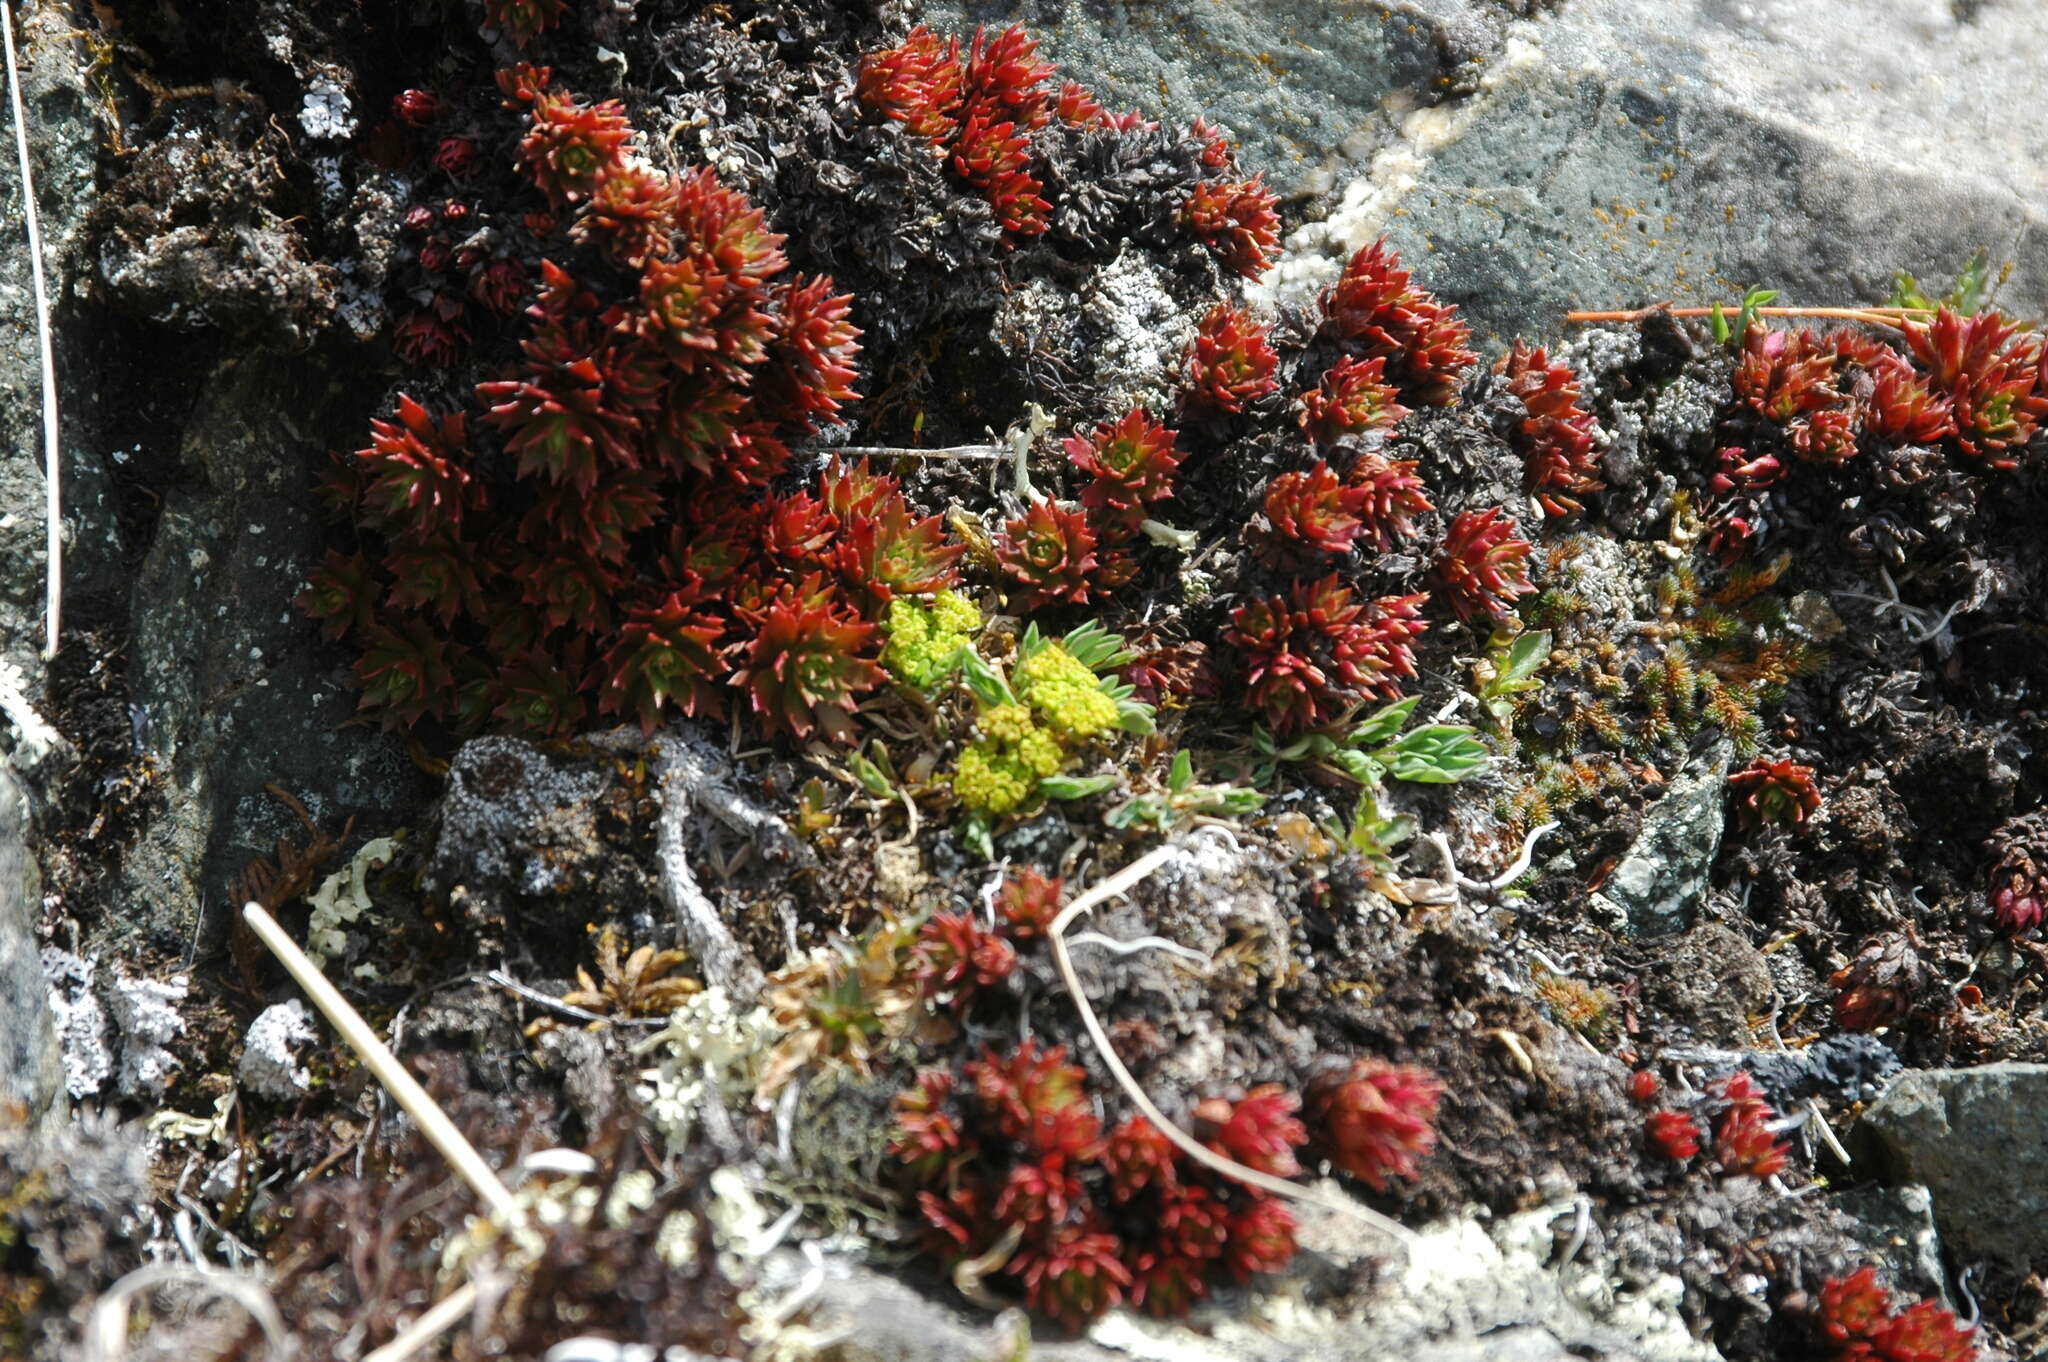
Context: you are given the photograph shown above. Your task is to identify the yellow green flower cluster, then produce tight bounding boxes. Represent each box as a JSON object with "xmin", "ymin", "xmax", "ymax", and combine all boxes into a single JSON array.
[
  {"xmin": 1014, "ymin": 643, "xmax": 1120, "ymax": 741},
  {"xmin": 952, "ymin": 640, "xmax": 1131, "ymax": 815},
  {"xmin": 881, "ymin": 590, "xmax": 981, "ymax": 690}
]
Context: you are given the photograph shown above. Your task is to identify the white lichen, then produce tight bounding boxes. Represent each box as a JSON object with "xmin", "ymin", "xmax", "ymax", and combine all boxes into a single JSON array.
[
  {"xmin": 40, "ymin": 946, "xmax": 110, "ymax": 1099},
  {"xmin": 108, "ymin": 966, "xmax": 189, "ymax": 1097},
  {"xmin": 298, "ymin": 78, "xmax": 355, "ymax": 140},
  {"xmin": 634, "ymin": 988, "xmax": 775, "ymax": 1154},
  {"xmin": 237, "ymin": 999, "xmax": 318, "ymax": 1100}
]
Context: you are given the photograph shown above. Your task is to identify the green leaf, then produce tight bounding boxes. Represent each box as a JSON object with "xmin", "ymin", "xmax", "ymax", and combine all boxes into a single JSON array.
[
  {"xmin": 1949, "ymin": 249, "xmax": 1991, "ymax": 316},
  {"xmin": 1204, "ymin": 787, "xmax": 1265, "ymax": 816},
  {"xmin": 961, "ymin": 814, "xmax": 995, "ymax": 862},
  {"xmin": 1886, "ymin": 269, "xmax": 1929, "ymax": 312},
  {"xmin": 1730, "ymin": 287, "xmax": 1778, "ymax": 349},
  {"xmin": 1501, "ymin": 630, "xmax": 1552, "ymax": 686},
  {"xmin": 847, "ymin": 749, "xmax": 894, "ymax": 797},
  {"xmin": 1710, "ymin": 301, "xmax": 1731, "ymax": 346},
  {"xmin": 1330, "ymin": 749, "xmax": 1386, "ymax": 787},
  {"xmin": 1105, "ymin": 795, "xmax": 1166, "ymax": 830},
  {"xmin": 1382, "ymin": 726, "xmax": 1490, "ymax": 783},
  {"xmin": 1114, "ymin": 697, "xmax": 1157, "ymax": 736},
  {"xmin": 959, "ymin": 650, "xmax": 1017, "ymax": 709},
  {"xmin": 1060, "ymin": 619, "xmax": 1134, "ymax": 673},
  {"xmin": 1348, "ymin": 696, "xmax": 1420, "ymax": 749},
  {"xmin": 1041, "ymin": 773, "xmax": 1118, "ymax": 801},
  {"xmin": 1168, "ymin": 749, "xmax": 1194, "ymax": 794}
]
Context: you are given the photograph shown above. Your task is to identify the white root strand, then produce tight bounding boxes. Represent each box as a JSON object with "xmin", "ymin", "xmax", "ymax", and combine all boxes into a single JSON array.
[
  {"xmin": 2, "ymin": 1, "xmax": 60, "ymax": 659},
  {"xmin": 1048, "ymin": 845, "xmax": 1418, "ymax": 1255}
]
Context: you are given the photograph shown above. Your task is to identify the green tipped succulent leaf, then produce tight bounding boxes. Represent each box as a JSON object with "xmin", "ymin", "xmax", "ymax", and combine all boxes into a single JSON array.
[
  {"xmin": 1382, "ymin": 725, "xmax": 1489, "ymax": 783},
  {"xmin": 1042, "ymin": 772, "xmax": 1119, "ymax": 801},
  {"xmin": 1348, "ymin": 696, "xmax": 1421, "ymax": 748},
  {"xmin": 959, "ymin": 650, "xmax": 1018, "ymax": 709}
]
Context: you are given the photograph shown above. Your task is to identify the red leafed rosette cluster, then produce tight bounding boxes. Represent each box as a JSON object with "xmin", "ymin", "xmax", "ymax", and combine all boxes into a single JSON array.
[
  {"xmin": 1627, "ymin": 1067, "xmax": 1703, "ymax": 1163},
  {"xmin": 1710, "ymin": 1073, "xmax": 1789, "ymax": 1178},
  {"xmin": 1225, "ymin": 577, "xmax": 1427, "ymax": 734},
  {"xmin": 997, "ymin": 408, "xmax": 1183, "ymax": 608},
  {"xmin": 1258, "ymin": 462, "xmax": 1373, "ymax": 565},
  {"xmin": 1727, "ymin": 757, "xmax": 1821, "ymax": 829},
  {"xmin": 1298, "ymin": 354, "xmax": 1410, "ymax": 444},
  {"xmin": 908, "ymin": 911, "xmax": 1018, "ymax": 1004},
  {"xmin": 1705, "ymin": 309, "xmax": 2043, "ymax": 561},
  {"xmin": 1304, "ymin": 1058, "xmax": 1443, "ymax": 1193},
  {"xmin": 857, "ymin": 25, "xmax": 1062, "ymax": 240},
  {"xmin": 1182, "ymin": 173, "xmax": 1281, "ymax": 281},
  {"xmin": 1815, "ymin": 1266, "xmax": 1978, "ymax": 1362},
  {"xmin": 1184, "ymin": 302, "xmax": 1279, "ymax": 413},
  {"xmin": 892, "ymin": 1045, "xmax": 1306, "ymax": 1330},
  {"xmin": 1318, "ymin": 238, "xmax": 1476, "ymax": 406},
  {"xmin": 486, "ymin": 0, "xmax": 567, "ymax": 47},
  {"xmin": 1902, "ymin": 306, "xmax": 2047, "ymax": 467},
  {"xmin": 996, "ymin": 500, "xmax": 1124, "ymax": 611},
  {"xmin": 1431, "ymin": 507, "xmax": 1536, "ymax": 624},
  {"xmin": 1985, "ymin": 811, "xmax": 2048, "ymax": 938},
  {"xmin": 306, "ymin": 80, "xmax": 959, "ymax": 743},
  {"xmin": 1498, "ymin": 341, "xmax": 1603, "ymax": 517}
]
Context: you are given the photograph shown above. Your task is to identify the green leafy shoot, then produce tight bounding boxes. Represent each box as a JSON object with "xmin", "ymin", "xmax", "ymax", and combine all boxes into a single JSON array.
[
  {"xmin": 1474, "ymin": 629, "xmax": 1550, "ymax": 734},
  {"xmin": 1243, "ymin": 698, "xmax": 1489, "ymax": 789},
  {"xmin": 1888, "ymin": 249, "xmax": 1992, "ymax": 317},
  {"xmin": 1322, "ymin": 788, "xmax": 1413, "ymax": 870},
  {"xmin": 1041, "ymin": 772, "xmax": 1118, "ymax": 801},
  {"xmin": 1712, "ymin": 286, "xmax": 1779, "ymax": 349},
  {"xmin": 960, "ymin": 811, "xmax": 995, "ymax": 861},
  {"xmin": 847, "ymin": 741, "xmax": 897, "ymax": 798},
  {"xmin": 958, "ymin": 649, "xmax": 1018, "ymax": 709},
  {"xmin": 1105, "ymin": 749, "xmax": 1264, "ymax": 830}
]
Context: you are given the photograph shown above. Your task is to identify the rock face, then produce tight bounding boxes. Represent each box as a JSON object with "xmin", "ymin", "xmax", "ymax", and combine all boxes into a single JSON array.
[
  {"xmin": 114, "ymin": 354, "xmax": 428, "ymax": 950},
  {"xmin": 1590, "ymin": 740, "xmax": 1733, "ymax": 938},
  {"xmin": 1275, "ymin": 0, "xmax": 2048, "ymax": 340},
  {"xmin": 0, "ymin": 7, "xmax": 110, "ymax": 1126},
  {"xmin": 916, "ymin": 0, "xmax": 1509, "ymax": 197},
  {"xmin": 0, "ymin": 763, "xmax": 57, "ymax": 1118},
  {"xmin": 951, "ymin": 1, "xmax": 2048, "ymax": 343},
  {"xmin": 0, "ymin": 7, "xmax": 104, "ymax": 678},
  {"xmin": 1859, "ymin": 1063, "xmax": 2048, "ymax": 1273}
]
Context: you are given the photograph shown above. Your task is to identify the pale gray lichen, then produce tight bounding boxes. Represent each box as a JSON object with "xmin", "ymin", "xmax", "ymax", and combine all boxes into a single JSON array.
[
  {"xmin": 41, "ymin": 946, "xmax": 111, "ymax": 1100},
  {"xmin": 298, "ymin": 78, "xmax": 355, "ymax": 140},
  {"xmin": 108, "ymin": 966, "xmax": 190, "ymax": 1097},
  {"xmin": 238, "ymin": 999, "xmax": 318, "ymax": 1100}
]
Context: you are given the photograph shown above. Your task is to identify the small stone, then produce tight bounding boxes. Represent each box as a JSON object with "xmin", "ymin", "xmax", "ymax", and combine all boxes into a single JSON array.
[{"xmin": 1859, "ymin": 1063, "xmax": 2048, "ymax": 1273}]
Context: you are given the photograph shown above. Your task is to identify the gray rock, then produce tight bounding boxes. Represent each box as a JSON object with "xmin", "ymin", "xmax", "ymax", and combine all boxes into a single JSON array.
[
  {"xmin": 1261, "ymin": 0, "xmax": 2048, "ymax": 344},
  {"xmin": 0, "ymin": 760, "xmax": 58, "ymax": 1116},
  {"xmin": 115, "ymin": 354, "xmax": 428, "ymax": 949},
  {"xmin": 1590, "ymin": 739, "xmax": 1733, "ymax": 937},
  {"xmin": 780, "ymin": 1198, "xmax": 1721, "ymax": 1361},
  {"xmin": 915, "ymin": 0, "xmax": 1507, "ymax": 197},
  {"xmin": 0, "ymin": 5, "xmax": 106, "ymax": 677},
  {"xmin": 1859, "ymin": 1062, "xmax": 2048, "ymax": 1273}
]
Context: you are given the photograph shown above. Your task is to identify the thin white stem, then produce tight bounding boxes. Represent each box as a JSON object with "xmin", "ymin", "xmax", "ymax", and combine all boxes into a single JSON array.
[
  {"xmin": 360, "ymin": 1280, "xmax": 481, "ymax": 1362},
  {"xmin": 824, "ymin": 443, "xmax": 1008, "ymax": 461},
  {"xmin": 2, "ymin": 2, "xmax": 60, "ymax": 659},
  {"xmin": 1064, "ymin": 930, "xmax": 1210, "ymax": 966},
  {"xmin": 1426, "ymin": 821, "xmax": 1557, "ymax": 897},
  {"xmin": 87, "ymin": 1264, "xmax": 288, "ymax": 1362},
  {"xmin": 1048, "ymin": 846, "xmax": 1418, "ymax": 1254},
  {"xmin": 241, "ymin": 902, "xmax": 523, "ymax": 1226}
]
